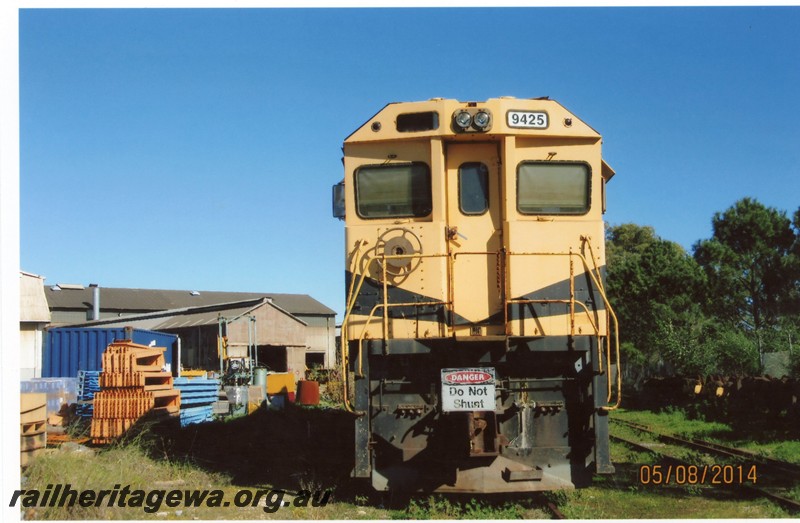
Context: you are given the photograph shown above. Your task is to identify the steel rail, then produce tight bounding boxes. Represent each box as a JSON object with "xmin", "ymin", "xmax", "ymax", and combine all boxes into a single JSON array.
[
  {"xmin": 546, "ymin": 502, "xmax": 566, "ymax": 519},
  {"xmin": 692, "ymin": 439, "xmax": 800, "ymax": 477},
  {"xmin": 611, "ymin": 432, "xmax": 800, "ymax": 513},
  {"xmin": 612, "ymin": 418, "xmax": 800, "ymax": 479}
]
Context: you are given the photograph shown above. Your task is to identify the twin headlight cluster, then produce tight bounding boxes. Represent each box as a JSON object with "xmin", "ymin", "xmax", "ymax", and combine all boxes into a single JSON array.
[{"xmin": 452, "ymin": 108, "xmax": 492, "ymax": 133}]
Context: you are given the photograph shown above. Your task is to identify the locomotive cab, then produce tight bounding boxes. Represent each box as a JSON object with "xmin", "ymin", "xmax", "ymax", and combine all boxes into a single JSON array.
[{"xmin": 335, "ymin": 97, "xmax": 620, "ymax": 493}]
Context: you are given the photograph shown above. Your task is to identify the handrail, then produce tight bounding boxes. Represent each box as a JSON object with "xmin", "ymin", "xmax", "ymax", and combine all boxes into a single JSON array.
[
  {"xmin": 341, "ymin": 250, "xmax": 448, "ymax": 384},
  {"xmin": 506, "ymin": 297, "xmax": 601, "ymax": 338},
  {"xmin": 355, "ymin": 300, "xmax": 449, "ymax": 377},
  {"xmin": 341, "ymin": 240, "xmax": 622, "ymax": 412},
  {"xmin": 581, "ymin": 238, "xmax": 613, "ymax": 398},
  {"xmin": 580, "ymin": 236, "xmax": 622, "ymax": 411},
  {"xmin": 505, "ymin": 250, "xmax": 604, "ymax": 377},
  {"xmin": 500, "ymin": 245, "xmax": 621, "ymax": 410},
  {"xmin": 340, "ymin": 240, "xmax": 368, "ymax": 412}
]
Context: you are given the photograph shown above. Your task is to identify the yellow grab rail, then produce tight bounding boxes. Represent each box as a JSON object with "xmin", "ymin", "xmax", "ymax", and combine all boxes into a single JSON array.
[
  {"xmin": 503, "ymin": 244, "xmax": 621, "ymax": 410},
  {"xmin": 581, "ymin": 236, "xmax": 622, "ymax": 411},
  {"xmin": 341, "ymin": 239, "xmax": 622, "ymax": 412}
]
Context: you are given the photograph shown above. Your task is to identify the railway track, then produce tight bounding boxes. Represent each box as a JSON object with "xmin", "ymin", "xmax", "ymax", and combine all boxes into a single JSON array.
[
  {"xmin": 546, "ymin": 501, "xmax": 566, "ymax": 519},
  {"xmin": 610, "ymin": 418, "xmax": 800, "ymax": 513},
  {"xmin": 612, "ymin": 419, "xmax": 800, "ymax": 478}
]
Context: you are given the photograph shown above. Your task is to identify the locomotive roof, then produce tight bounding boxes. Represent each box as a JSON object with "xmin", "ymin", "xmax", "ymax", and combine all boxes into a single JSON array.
[
  {"xmin": 345, "ymin": 97, "xmax": 602, "ymax": 144},
  {"xmin": 344, "ymin": 97, "xmax": 615, "ymax": 181}
]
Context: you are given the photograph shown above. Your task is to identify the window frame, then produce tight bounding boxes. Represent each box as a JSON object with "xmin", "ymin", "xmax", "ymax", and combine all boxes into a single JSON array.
[
  {"xmin": 396, "ymin": 111, "xmax": 440, "ymax": 133},
  {"xmin": 353, "ymin": 161, "xmax": 433, "ymax": 220},
  {"xmin": 516, "ymin": 160, "xmax": 592, "ymax": 216},
  {"xmin": 457, "ymin": 162, "xmax": 490, "ymax": 216}
]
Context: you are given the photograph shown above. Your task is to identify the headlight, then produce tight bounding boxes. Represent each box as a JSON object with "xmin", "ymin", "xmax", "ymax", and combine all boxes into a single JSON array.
[
  {"xmin": 454, "ymin": 110, "xmax": 472, "ymax": 130},
  {"xmin": 473, "ymin": 110, "xmax": 491, "ymax": 130},
  {"xmin": 452, "ymin": 108, "xmax": 492, "ymax": 132}
]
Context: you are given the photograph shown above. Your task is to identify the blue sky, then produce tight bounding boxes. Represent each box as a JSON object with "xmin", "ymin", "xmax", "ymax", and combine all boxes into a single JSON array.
[{"xmin": 17, "ymin": 6, "xmax": 800, "ymax": 318}]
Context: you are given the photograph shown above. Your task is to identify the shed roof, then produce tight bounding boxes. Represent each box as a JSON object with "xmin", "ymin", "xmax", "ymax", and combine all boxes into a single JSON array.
[
  {"xmin": 63, "ymin": 297, "xmax": 308, "ymax": 331},
  {"xmin": 45, "ymin": 286, "xmax": 336, "ymax": 316}
]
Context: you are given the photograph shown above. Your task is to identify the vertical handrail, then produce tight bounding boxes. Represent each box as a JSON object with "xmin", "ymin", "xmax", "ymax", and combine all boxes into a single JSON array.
[
  {"xmin": 503, "ymin": 248, "xmax": 511, "ymax": 335},
  {"xmin": 566, "ymin": 250, "xmax": 620, "ymax": 409},
  {"xmin": 447, "ymin": 250, "xmax": 455, "ymax": 334},
  {"xmin": 501, "ymin": 248, "xmax": 622, "ymax": 410},
  {"xmin": 580, "ymin": 236, "xmax": 609, "ymax": 375},
  {"xmin": 569, "ymin": 248, "xmax": 575, "ymax": 336},
  {"xmin": 339, "ymin": 241, "xmax": 368, "ymax": 413},
  {"xmin": 580, "ymin": 236, "xmax": 622, "ymax": 410},
  {"xmin": 345, "ymin": 251, "xmax": 449, "ymax": 378},
  {"xmin": 382, "ymin": 254, "xmax": 389, "ymax": 341}
]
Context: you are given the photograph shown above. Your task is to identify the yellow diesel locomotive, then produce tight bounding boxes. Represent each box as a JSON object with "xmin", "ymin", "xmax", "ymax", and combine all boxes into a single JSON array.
[{"xmin": 333, "ymin": 97, "xmax": 621, "ymax": 493}]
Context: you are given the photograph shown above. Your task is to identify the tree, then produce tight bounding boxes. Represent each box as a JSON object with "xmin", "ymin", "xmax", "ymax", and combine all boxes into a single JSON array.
[
  {"xmin": 693, "ymin": 198, "xmax": 797, "ymax": 367},
  {"xmin": 606, "ymin": 224, "xmax": 707, "ymax": 378},
  {"xmin": 788, "ymin": 207, "xmax": 800, "ymax": 316}
]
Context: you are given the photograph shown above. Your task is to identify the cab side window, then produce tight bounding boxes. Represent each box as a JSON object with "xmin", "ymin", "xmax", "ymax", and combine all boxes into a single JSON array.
[
  {"xmin": 517, "ymin": 162, "xmax": 590, "ymax": 215},
  {"xmin": 355, "ymin": 163, "xmax": 432, "ymax": 219}
]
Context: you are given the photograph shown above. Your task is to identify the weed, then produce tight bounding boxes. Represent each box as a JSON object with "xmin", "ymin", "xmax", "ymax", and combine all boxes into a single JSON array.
[
  {"xmin": 306, "ymin": 367, "xmax": 345, "ymax": 405},
  {"xmin": 462, "ymin": 498, "xmax": 526, "ymax": 519},
  {"xmin": 685, "ymin": 484, "xmax": 704, "ymax": 496},
  {"xmin": 542, "ymin": 488, "xmax": 569, "ymax": 506},
  {"xmin": 393, "ymin": 495, "xmax": 531, "ymax": 520}
]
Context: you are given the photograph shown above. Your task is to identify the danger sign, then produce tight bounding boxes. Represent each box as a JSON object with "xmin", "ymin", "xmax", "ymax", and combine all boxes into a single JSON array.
[{"xmin": 441, "ymin": 367, "xmax": 496, "ymax": 412}]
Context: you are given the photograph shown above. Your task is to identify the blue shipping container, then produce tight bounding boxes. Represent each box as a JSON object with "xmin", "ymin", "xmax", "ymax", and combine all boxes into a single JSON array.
[{"xmin": 43, "ymin": 327, "xmax": 178, "ymax": 378}]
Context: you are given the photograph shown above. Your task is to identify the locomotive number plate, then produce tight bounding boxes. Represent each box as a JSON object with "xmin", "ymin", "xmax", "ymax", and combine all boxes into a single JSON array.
[
  {"xmin": 441, "ymin": 367, "xmax": 496, "ymax": 412},
  {"xmin": 507, "ymin": 110, "xmax": 548, "ymax": 129}
]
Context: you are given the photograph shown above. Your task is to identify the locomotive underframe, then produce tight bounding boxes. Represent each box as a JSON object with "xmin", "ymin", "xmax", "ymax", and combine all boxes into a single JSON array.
[{"xmin": 352, "ymin": 336, "xmax": 613, "ymax": 492}]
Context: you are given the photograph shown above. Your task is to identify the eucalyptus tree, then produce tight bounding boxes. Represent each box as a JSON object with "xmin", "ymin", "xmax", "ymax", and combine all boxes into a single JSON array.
[
  {"xmin": 606, "ymin": 223, "xmax": 707, "ymax": 377},
  {"xmin": 694, "ymin": 198, "xmax": 798, "ymax": 368}
]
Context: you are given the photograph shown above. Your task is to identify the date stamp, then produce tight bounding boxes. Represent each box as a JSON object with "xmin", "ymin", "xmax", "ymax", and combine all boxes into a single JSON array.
[{"xmin": 639, "ymin": 464, "xmax": 758, "ymax": 485}]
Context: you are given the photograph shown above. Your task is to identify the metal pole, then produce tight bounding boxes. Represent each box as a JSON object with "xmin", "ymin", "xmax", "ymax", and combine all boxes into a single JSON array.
[
  {"xmin": 218, "ymin": 316, "xmax": 224, "ymax": 376},
  {"xmin": 253, "ymin": 316, "xmax": 258, "ymax": 368},
  {"xmin": 248, "ymin": 315, "xmax": 254, "ymax": 384}
]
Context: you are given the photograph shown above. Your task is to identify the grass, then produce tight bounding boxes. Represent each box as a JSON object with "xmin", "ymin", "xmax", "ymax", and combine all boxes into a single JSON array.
[
  {"xmin": 736, "ymin": 440, "xmax": 800, "ymax": 465},
  {"xmin": 16, "ymin": 405, "xmax": 798, "ymax": 519},
  {"xmin": 21, "ymin": 441, "xmax": 231, "ymax": 519},
  {"xmin": 20, "ymin": 441, "xmax": 388, "ymax": 520},
  {"xmin": 611, "ymin": 407, "xmax": 800, "ymax": 465},
  {"xmin": 611, "ymin": 407, "xmax": 734, "ymax": 439},
  {"xmin": 391, "ymin": 495, "xmax": 550, "ymax": 519},
  {"xmin": 554, "ymin": 482, "xmax": 789, "ymax": 519}
]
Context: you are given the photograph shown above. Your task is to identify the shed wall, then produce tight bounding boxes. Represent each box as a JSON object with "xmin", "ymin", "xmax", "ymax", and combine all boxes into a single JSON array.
[
  {"xmin": 225, "ymin": 303, "xmax": 306, "ymax": 347},
  {"xmin": 20, "ymin": 326, "xmax": 43, "ymax": 379}
]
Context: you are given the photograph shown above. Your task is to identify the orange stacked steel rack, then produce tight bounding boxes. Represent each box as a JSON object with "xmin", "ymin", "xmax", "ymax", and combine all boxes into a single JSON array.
[
  {"xmin": 99, "ymin": 371, "xmax": 174, "ymax": 389},
  {"xmin": 90, "ymin": 340, "xmax": 180, "ymax": 444}
]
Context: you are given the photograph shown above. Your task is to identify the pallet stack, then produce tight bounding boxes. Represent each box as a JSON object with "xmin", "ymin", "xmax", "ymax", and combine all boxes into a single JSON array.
[
  {"xmin": 21, "ymin": 393, "xmax": 47, "ymax": 467},
  {"xmin": 90, "ymin": 341, "xmax": 180, "ymax": 444},
  {"xmin": 173, "ymin": 377, "xmax": 221, "ymax": 427},
  {"xmin": 76, "ymin": 370, "xmax": 101, "ymax": 419}
]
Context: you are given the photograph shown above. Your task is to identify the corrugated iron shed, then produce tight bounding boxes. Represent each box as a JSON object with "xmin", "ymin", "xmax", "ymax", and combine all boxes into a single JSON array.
[
  {"xmin": 64, "ymin": 297, "xmax": 306, "ymax": 331},
  {"xmin": 45, "ymin": 287, "xmax": 335, "ymax": 316}
]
